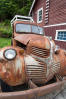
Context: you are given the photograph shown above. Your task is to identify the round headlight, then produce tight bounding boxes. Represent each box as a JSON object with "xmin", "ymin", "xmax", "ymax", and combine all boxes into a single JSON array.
[{"xmin": 4, "ymin": 49, "xmax": 17, "ymax": 60}]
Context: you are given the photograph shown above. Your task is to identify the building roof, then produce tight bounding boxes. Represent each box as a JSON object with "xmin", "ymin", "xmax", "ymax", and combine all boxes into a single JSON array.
[{"xmin": 29, "ymin": 0, "xmax": 36, "ymax": 16}]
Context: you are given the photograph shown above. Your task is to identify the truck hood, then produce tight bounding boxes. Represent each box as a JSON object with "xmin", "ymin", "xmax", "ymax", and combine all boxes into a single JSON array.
[
  {"xmin": 14, "ymin": 34, "xmax": 44, "ymax": 45},
  {"xmin": 14, "ymin": 34, "xmax": 51, "ymax": 49}
]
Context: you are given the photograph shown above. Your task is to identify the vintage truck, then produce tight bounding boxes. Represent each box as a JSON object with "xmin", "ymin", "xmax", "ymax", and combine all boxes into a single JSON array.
[{"xmin": 0, "ymin": 15, "xmax": 66, "ymax": 99}]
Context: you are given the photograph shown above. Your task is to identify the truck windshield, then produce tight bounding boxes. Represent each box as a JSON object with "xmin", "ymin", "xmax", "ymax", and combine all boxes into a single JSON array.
[
  {"xmin": 16, "ymin": 24, "xmax": 31, "ymax": 33},
  {"xmin": 32, "ymin": 25, "xmax": 43, "ymax": 34},
  {"xmin": 16, "ymin": 24, "xmax": 43, "ymax": 35}
]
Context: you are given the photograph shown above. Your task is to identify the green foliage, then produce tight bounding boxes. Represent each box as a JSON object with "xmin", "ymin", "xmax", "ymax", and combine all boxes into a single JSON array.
[
  {"xmin": 17, "ymin": 0, "xmax": 33, "ymax": 15},
  {"xmin": 0, "ymin": 20, "xmax": 12, "ymax": 38},
  {"xmin": 0, "ymin": 0, "xmax": 33, "ymax": 21},
  {"xmin": 0, "ymin": 37, "xmax": 11, "ymax": 48}
]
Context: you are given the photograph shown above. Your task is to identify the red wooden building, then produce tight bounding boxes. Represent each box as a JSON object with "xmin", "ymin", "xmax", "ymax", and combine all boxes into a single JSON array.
[{"xmin": 29, "ymin": 0, "xmax": 66, "ymax": 49}]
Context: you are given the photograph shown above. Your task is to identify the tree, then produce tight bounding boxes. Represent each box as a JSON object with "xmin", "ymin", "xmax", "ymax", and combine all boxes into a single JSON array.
[
  {"xmin": 16, "ymin": 0, "xmax": 33, "ymax": 16},
  {"xmin": 0, "ymin": 0, "xmax": 33, "ymax": 21}
]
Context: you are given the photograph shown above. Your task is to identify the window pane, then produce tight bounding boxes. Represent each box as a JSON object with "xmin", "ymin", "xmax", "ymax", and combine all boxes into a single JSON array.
[
  {"xmin": 61, "ymin": 32, "xmax": 64, "ymax": 34},
  {"xmin": 39, "ymin": 16, "xmax": 42, "ymax": 21},
  {"xmin": 58, "ymin": 32, "xmax": 61, "ymax": 35},
  {"xmin": 59, "ymin": 37, "xmax": 63, "ymax": 40},
  {"xmin": 57, "ymin": 37, "xmax": 59, "ymax": 39},
  {"xmin": 16, "ymin": 24, "xmax": 31, "ymax": 33},
  {"xmin": 39, "ymin": 10, "xmax": 42, "ymax": 15},
  {"xmin": 64, "ymin": 32, "xmax": 66, "ymax": 35},
  {"xmin": 32, "ymin": 25, "xmax": 43, "ymax": 34},
  {"xmin": 64, "ymin": 35, "xmax": 66, "ymax": 37},
  {"xmin": 62, "ymin": 38, "xmax": 66, "ymax": 40}
]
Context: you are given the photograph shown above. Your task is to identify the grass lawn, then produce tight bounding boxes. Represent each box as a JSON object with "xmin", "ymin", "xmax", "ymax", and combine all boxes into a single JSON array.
[{"xmin": 0, "ymin": 37, "xmax": 11, "ymax": 48}]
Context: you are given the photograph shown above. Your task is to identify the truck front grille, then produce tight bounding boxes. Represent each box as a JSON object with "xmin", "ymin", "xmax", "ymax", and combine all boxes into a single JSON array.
[
  {"xmin": 26, "ymin": 61, "xmax": 47, "ymax": 84},
  {"xmin": 30, "ymin": 46, "xmax": 50, "ymax": 58}
]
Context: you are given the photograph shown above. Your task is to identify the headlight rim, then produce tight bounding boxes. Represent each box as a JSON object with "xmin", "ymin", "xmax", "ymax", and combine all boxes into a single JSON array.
[{"xmin": 3, "ymin": 48, "xmax": 17, "ymax": 60}]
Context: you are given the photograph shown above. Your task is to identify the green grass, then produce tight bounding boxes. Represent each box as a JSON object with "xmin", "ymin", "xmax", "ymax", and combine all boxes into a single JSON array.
[
  {"xmin": 0, "ymin": 37, "xmax": 11, "ymax": 48},
  {"xmin": 0, "ymin": 20, "xmax": 12, "ymax": 38}
]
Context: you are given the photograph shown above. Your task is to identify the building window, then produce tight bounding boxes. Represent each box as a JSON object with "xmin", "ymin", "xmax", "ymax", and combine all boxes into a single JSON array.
[
  {"xmin": 55, "ymin": 30, "xmax": 66, "ymax": 42},
  {"xmin": 37, "ymin": 8, "xmax": 43, "ymax": 23}
]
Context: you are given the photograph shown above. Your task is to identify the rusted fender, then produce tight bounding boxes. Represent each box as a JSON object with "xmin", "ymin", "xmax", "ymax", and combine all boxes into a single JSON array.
[
  {"xmin": 0, "ymin": 47, "xmax": 26, "ymax": 86},
  {"xmin": 0, "ymin": 80, "xmax": 66, "ymax": 99}
]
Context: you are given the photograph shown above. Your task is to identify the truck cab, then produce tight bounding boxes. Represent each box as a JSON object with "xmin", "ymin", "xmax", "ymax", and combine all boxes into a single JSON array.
[{"xmin": 11, "ymin": 15, "xmax": 44, "ymax": 47}]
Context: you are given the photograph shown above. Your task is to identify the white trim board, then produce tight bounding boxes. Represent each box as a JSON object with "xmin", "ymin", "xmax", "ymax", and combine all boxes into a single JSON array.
[
  {"xmin": 44, "ymin": 23, "xmax": 66, "ymax": 28},
  {"xmin": 29, "ymin": 0, "xmax": 36, "ymax": 16}
]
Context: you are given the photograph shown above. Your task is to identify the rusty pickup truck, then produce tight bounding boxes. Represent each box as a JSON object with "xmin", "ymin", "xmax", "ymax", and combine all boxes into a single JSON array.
[{"xmin": 0, "ymin": 15, "xmax": 66, "ymax": 99}]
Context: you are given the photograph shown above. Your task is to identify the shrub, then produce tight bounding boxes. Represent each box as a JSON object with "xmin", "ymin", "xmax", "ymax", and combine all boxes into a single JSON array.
[{"xmin": 0, "ymin": 20, "xmax": 12, "ymax": 38}]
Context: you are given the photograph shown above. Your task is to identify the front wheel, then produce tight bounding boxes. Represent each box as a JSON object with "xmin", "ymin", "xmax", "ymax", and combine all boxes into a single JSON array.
[{"xmin": 0, "ymin": 80, "xmax": 13, "ymax": 92}]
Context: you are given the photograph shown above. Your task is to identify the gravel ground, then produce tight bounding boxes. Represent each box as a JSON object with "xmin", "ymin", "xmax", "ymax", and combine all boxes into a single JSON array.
[{"xmin": 37, "ymin": 88, "xmax": 66, "ymax": 99}]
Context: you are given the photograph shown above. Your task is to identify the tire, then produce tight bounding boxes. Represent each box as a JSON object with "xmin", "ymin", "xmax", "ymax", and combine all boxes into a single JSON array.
[
  {"xmin": 0, "ymin": 79, "xmax": 28, "ymax": 92},
  {"xmin": 0, "ymin": 80, "xmax": 13, "ymax": 92}
]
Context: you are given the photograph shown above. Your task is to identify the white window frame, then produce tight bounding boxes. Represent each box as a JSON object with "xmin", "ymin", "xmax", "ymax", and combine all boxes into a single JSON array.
[
  {"xmin": 55, "ymin": 30, "xmax": 66, "ymax": 42},
  {"xmin": 37, "ymin": 7, "xmax": 43, "ymax": 23}
]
